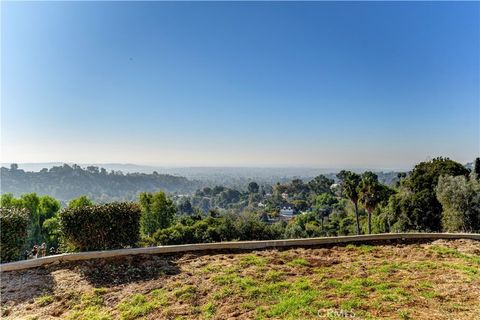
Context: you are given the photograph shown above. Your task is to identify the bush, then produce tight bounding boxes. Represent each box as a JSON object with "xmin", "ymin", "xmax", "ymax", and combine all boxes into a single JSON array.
[
  {"xmin": 152, "ymin": 213, "xmax": 284, "ymax": 246},
  {"xmin": 1, "ymin": 207, "xmax": 29, "ymax": 262},
  {"xmin": 60, "ymin": 202, "xmax": 141, "ymax": 251}
]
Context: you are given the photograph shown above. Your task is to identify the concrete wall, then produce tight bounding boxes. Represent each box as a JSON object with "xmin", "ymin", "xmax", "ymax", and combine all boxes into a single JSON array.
[{"xmin": 1, "ymin": 233, "xmax": 479, "ymax": 272}]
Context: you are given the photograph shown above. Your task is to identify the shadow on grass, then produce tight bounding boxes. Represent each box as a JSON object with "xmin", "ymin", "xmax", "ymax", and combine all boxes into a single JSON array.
[
  {"xmin": 1, "ymin": 267, "xmax": 56, "ymax": 306},
  {"xmin": 73, "ymin": 254, "xmax": 181, "ymax": 287}
]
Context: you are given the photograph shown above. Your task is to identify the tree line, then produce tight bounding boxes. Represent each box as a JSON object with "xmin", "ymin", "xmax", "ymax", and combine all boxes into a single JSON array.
[
  {"xmin": 0, "ymin": 163, "xmax": 201, "ymax": 203},
  {"xmin": 1, "ymin": 157, "xmax": 479, "ymax": 262}
]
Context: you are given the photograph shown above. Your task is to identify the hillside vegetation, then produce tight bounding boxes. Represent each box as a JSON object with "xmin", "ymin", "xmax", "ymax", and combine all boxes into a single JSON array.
[
  {"xmin": 1, "ymin": 157, "xmax": 479, "ymax": 264},
  {"xmin": 0, "ymin": 164, "xmax": 200, "ymax": 203},
  {"xmin": 2, "ymin": 239, "xmax": 479, "ymax": 319}
]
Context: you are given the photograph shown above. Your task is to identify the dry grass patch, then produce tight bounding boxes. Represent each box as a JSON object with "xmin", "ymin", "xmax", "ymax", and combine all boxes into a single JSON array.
[{"xmin": 1, "ymin": 239, "xmax": 479, "ymax": 319}]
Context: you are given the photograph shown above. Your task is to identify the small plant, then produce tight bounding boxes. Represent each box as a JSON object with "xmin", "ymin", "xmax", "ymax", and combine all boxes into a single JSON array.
[{"xmin": 36, "ymin": 295, "xmax": 53, "ymax": 306}]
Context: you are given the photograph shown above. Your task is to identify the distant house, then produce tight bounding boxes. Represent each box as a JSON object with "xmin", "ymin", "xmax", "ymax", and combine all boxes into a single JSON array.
[
  {"xmin": 279, "ymin": 206, "xmax": 294, "ymax": 220},
  {"xmin": 281, "ymin": 192, "xmax": 289, "ymax": 200}
]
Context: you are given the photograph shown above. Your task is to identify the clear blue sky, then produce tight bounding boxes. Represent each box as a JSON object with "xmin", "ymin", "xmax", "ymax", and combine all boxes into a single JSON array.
[{"xmin": 1, "ymin": 2, "xmax": 479, "ymax": 169}]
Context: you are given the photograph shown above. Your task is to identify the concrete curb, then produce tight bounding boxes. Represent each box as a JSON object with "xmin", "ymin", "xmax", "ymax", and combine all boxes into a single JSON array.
[{"xmin": 1, "ymin": 233, "xmax": 478, "ymax": 272}]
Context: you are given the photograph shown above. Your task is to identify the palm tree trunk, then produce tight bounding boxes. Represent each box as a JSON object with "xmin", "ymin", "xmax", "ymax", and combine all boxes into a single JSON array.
[
  {"xmin": 367, "ymin": 209, "xmax": 372, "ymax": 234},
  {"xmin": 354, "ymin": 201, "xmax": 360, "ymax": 235}
]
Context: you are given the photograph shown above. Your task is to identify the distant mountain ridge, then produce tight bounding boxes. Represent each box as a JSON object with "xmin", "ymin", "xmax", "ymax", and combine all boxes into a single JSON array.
[
  {"xmin": 1, "ymin": 163, "xmax": 408, "ymax": 203},
  {"xmin": 0, "ymin": 164, "xmax": 201, "ymax": 204}
]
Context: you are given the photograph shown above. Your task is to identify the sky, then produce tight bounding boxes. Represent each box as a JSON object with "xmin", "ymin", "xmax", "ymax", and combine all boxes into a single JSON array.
[{"xmin": 1, "ymin": 2, "xmax": 479, "ymax": 169}]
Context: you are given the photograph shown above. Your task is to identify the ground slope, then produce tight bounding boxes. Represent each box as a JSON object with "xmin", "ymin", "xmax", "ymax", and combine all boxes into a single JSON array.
[{"xmin": 1, "ymin": 239, "xmax": 479, "ymax": 320}]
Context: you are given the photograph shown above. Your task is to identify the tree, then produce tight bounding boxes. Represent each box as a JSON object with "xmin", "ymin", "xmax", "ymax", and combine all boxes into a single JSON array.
[
  {"xmin": 247, "ymin": 181, "xmax": 260, "ymax": 194},
  {"xmin": 358, "ymin": 172, "xmax": 391, "ymax": 234},
  {"xmin": 68, "ymin": 196, "xmax": 94, "ymax": 209},
  {"xmin": 473, "ymin": 157, "xmax": 480, "ymax": 181},
  {"xmin": 337, "ymin": 170, "xmax": 362, "ymax": 235},
  {"xmin": 38, "ymin": 196, "xmax": 61, "ymax": 247},
  {"xmin": 177, "ymin": 198, "xmax": 194, "ymax": 215},
  {"xmin": 292, "ymin": 199, "xmax": 309, "ymax": 212},
  {"xmin": 20, "ymin": 193, "xmax": 41, "ymax": 247},
  {"xmin": 139, "ymin": 191, "xmax": 177, "ymax": 237},
  {"xmin": 0, "ymin": 193, "xmax": 62, "ymax": 248},
  {"xmin": 436, "ymin": 175, "xmax": 480, "ymax": 232},
  {"xmin": 386, "ymin": 157, "xmax": 469, "ymax": 232},
  {"xmin": 38, "ymin": 196, "xmax": 60, "ymax": 228},
  {"xmin": 307, "ymin": 175, "xmax": 334, "ymax": 195},
  {"xmin": 314, "ymin": 193, "xmax": 338, "ymax": 230}
]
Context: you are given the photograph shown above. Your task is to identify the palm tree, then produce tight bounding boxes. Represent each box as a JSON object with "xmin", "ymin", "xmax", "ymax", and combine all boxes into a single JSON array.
[
  {"xmin": 359, "ymin": 172, "xmax": 386, "ymax": 234},
  {"xmin": 337, "ymin": 170, "xmax": 362, "ymax": 235}
]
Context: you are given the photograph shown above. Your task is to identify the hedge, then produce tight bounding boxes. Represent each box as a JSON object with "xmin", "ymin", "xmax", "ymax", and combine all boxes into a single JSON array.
[
  {"xmin": 1, "ymin": 207, "xmax": 29, "ymax": 262},
  {"xmin": 60, "ymin": 202, "xmax": 141, "ymax": 251}
]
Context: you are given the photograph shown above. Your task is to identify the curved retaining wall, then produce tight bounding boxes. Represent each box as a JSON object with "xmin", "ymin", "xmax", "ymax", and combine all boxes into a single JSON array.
[{"xmin": 1, "ymin": 233, "xmax": 479, "ymax": 272}]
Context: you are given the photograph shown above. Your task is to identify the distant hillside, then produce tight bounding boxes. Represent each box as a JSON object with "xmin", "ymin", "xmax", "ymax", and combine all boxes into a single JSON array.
[
  {"xmin": 1, "ymin": 163, "xmax": 405, "ymax": 191},
  {"xmin": 0, "ymin": 164, "xmax": 201, "ymax": 203}
]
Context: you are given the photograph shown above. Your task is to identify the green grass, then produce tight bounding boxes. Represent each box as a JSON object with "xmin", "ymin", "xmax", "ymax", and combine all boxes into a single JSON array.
[
  {"xmin": 346, "ymin": 244, "xmax": 378, "ymax": 253},
  {"xmin": 68, "ymin": 306, "xmax": 112, "ymax": 320},
  {"xmin": 118, "ymin": 294, "xmax": 154, "ymax": 320},
  {"xmin": 264, "ymin": 291, "xmax": 318, "ymax": 319},
  {"xmin": 443, "ymin": 262, "xmax": 479, "ymax": 279},
  {"xmin": 265, "ymin": 270, "xmax": 285, "ymax": 282},
  {"xmin": 239, "ymin": 254, "xmax": 267, "ymax": 267},
  {"xmin": 420, "ymin": 290, "xmax": 440, "ymax": 300},
  {"xmin": 174, "ymin": 285, "xmax": 197, "ymax": 300},
  {"xmin": 67, "ymin": 289, "xmax": 111, "ymax": 320},
  {"xmin": 36, "ymin": 295, "xmax": 53, "ymax": 306},
  {"xmin": 398, "ymin": 310, "xmax": 411, "ymax": 320},
  {"xmin": 430, "ymin": 245, "xmax": 480, "ymax": 264},
  {"xmin": 202, "ymin": 302, "xmax": 216, "ymax": 319},
  {"xmin": 287, "ymin": 258, "xmax": 310, "ymax": 267},
  {"xmin": 340, "ymin": 297, "xmax": 364, "ymax": 310}
]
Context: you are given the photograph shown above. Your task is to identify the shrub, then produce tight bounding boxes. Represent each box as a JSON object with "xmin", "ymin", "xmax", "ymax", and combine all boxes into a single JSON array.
[
  {"xmin": 139, "ymin": 191, "xmax": 176, "ymax": 237},
  {"xmin": 60, "ymin": 202, "xmax": 141, "ymax": 251},
  {"xmin": 0, "ymin": 207, "xmax": 29, "ymax": 262}
]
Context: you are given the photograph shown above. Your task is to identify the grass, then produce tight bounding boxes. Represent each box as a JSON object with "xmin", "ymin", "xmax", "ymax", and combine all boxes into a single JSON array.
[
  {"xmin": 287, "ymin": 258, "xmax": 310, "ymax": 267},
  {"xmin": 174, "ymin": 285, "xmax": 197, "ymax": 300},
  {"xmin": 118, "ymin": 294, "xmax": 154, "ymax": 320},
  {"xmin": 202, "ymin": 302, "xmax": 216, "ymax": 319},
  {"xmin": 4, "ymin": 240, "xmax": 480, "ymax": 320},
  {"xmin": 36, "ymin": 295, "xmax": 53, "ymax": 307},
  {"xmin": 67, "ymin": 288, "xmax": 111, "ymax": 320},
  {"xmin": 239, "ymin": 254, "xmax": 267, "ymax": 267},
  {"xmin": 430, "ymin": 245, "xmax": 480, "ymax": 264}
]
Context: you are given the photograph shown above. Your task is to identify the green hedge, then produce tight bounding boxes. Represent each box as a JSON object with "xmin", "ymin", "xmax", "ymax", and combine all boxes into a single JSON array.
[
  {"xmin": 1, "ymin": 207, "xmax": 29, "ymax": 262},
  {"xmin": 60, "ymin": 202, "xmax": 141, "ymax": 251}
]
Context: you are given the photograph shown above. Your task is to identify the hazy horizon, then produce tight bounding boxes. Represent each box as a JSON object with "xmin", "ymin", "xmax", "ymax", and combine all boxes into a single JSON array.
[{"xmin": 2, "ymin": 2, "xmax": 479, "ymax": 168}]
